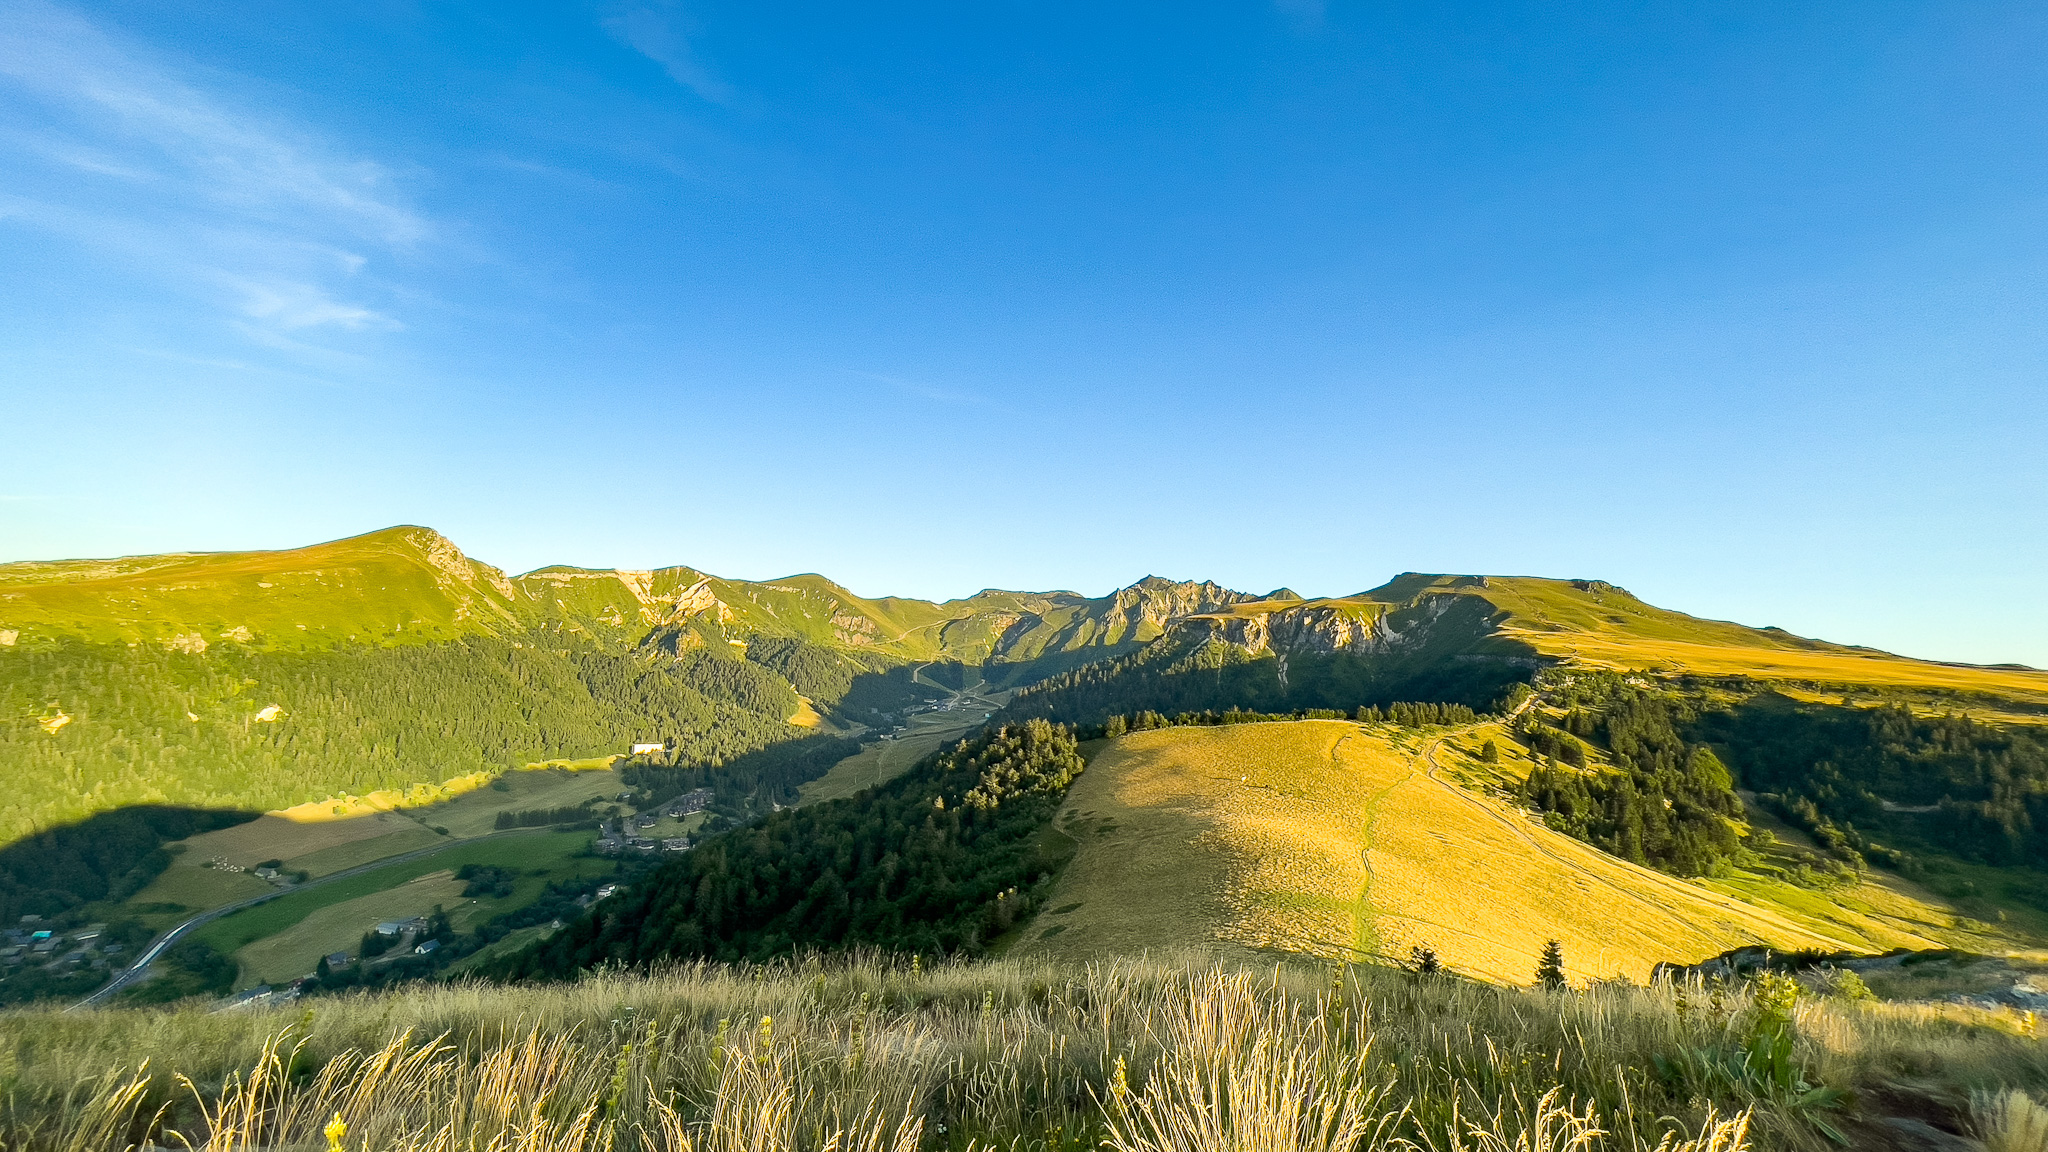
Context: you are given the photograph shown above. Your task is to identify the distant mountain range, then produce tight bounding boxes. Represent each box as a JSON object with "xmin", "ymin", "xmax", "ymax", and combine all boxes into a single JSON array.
[
  {"xmin": 0, "ymin": 525, "xmax": 1253, "ymax": 676},
  {"xmin": 7, "ymin": 525, "xmax": 2039, "ymax": 686},
  {"xmin": 4, "ymin": 525, "xmax": 2045, "ymax": 844}
]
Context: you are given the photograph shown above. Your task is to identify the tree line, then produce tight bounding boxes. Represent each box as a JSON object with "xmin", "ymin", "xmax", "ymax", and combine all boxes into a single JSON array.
[
  {"xmin": 1003, "ymin": 634, "xmax": 1530, "ymax": 729},
  {"xmin": 1098, "ymin": 700, "xmax": 1481, "ymax": 737}
]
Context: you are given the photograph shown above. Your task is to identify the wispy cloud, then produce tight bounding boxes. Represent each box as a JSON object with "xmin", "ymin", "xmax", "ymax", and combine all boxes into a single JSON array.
[
  {"xmin": 603, "ymin": 3, "xmax": 733, "ymax": 104},
  {"xmin": 231, "ymin": 279, "xmax": 397, "ymax": 331},
  {"xmin": 854, "ymin": 370, "xmax": 994, "ymax": 408},
  {"xmin": 0, "ymin": 0, "xmax": 427, "ymax": 354}
]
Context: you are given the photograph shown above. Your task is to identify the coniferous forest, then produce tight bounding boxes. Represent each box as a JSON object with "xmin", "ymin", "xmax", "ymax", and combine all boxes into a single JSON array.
[
  {"xmin": 1005, "ymin": 635, "xmax": 1529, "ymax": 728},
  {"xmin": 0, "ymin": 635, "xmax": 942, "ymax": 844},
  {"xmin": 1704, "ymin": 695, "xmax": 2048, "ymax": 872},
  {"xmin": 1516, "ymin": 690, "xmax": 1744, "ymax": 877}
]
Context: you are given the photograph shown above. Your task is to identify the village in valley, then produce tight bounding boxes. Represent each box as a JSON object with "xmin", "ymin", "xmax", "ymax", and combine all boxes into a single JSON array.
[
  {"xmin": 595, "ymin": 786, "xmax": 714, "ymax": 858},
  {"xmin": 5, "ymin": 738, "xmax": 745, "ymax": 1011}
]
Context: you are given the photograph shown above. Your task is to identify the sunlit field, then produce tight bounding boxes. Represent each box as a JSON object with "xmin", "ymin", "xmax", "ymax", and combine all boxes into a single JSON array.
[{"xmin": 1015, "ymin": 723, "xmax": 1979, "ymax": 983}]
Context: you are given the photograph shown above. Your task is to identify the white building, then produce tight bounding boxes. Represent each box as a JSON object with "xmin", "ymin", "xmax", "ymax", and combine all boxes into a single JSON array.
[{"xmin": 630, "ymin": 742, "xmax": 664, "ymax": 755}]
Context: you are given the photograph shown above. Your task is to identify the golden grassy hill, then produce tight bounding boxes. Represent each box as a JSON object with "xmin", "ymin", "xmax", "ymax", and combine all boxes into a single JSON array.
[
  {"xmin": 1373, "ymin": 575, "xmax": 2048, "ymax": 707},
  {"xmin": 1179, "ymin": 575, "xmax": 2048, "ymax": 712},
  {"xmin": 1014, "ymin": 721, "xmax": 1997, "ymax": 985}
]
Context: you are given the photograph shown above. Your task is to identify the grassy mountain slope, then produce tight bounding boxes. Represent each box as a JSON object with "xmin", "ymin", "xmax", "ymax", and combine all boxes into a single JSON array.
[
  {"xmin": 1015, "ymin": 721, "xmax": 1995, "ymax": 985},
  {"xmin": 0, "ymin": 526, "xmax": 522, "ymax": 650},
  {"xmin": 1354, "ymin": 574, "xmax": 2048, "ymax": 705}
]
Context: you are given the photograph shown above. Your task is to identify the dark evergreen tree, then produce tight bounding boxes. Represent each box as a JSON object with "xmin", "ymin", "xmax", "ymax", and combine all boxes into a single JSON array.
[{"xmin": 1537, "ymin": 940, "xmax": 1567, "ymax": 991}]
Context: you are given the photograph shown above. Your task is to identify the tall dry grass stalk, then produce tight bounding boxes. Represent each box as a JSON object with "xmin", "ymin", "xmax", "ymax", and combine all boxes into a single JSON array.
[
  {"xmin": 0, "ymin": 953, "xmax": 2039, "ymax": 1152},
  {"xmin": 1975, "ymin": 1089, "xmax": 2048, "ymax": 1152},
  {"xmin": 1102, "ymin": 969, "xmax": 1407, "ymax": 1152}
]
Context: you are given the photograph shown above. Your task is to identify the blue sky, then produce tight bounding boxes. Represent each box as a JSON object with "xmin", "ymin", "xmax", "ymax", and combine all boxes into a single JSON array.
[{"xmin": 1, "ymin": 1, "xmax": 2043, "ymax": 666}]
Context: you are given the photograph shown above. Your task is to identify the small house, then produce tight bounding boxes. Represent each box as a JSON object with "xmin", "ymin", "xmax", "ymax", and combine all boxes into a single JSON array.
[
  {"xmin": 630, "ymin": 742, "xmax": 665, "ymax": 755},
  {"xmin": 414, "ymin": 939, "xmax": 440, "ymax": 956}
]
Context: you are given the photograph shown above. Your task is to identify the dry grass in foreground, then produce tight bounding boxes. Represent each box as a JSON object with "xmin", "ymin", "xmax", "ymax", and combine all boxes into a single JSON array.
[{"xmin": 2, "ymin": 954, "xmax": 2044, "ymax": 1152}]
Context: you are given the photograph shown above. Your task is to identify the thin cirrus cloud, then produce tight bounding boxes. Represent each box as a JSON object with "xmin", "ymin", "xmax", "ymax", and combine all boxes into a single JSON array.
[
  {"xmin": 0, "ymin": 0, "xmax": 424, "ymax": 350},
  {"xmin": 602, "ymin": 3, "xmax": 733, "ymax": 104}
]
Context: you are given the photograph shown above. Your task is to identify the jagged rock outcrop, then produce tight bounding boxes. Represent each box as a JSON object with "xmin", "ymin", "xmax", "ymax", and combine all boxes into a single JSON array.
[
  {"xmin": 1168, "ymin": 590, "xmax": 1514, "ymax": 661},
  {"xmin": 1102, "ymin": 576, "xmax": 1257, "ymax": 640}
]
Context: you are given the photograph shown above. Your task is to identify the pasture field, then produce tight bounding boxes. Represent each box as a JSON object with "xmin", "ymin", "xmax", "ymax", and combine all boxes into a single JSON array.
[
  {"xmin": 194, "ymin": 831, "xmax": 599, "ymax": 960},
  {"xmin": 122, "ymin": 765, "xmax": 625, "ymax": 931},
  {"xmin": 118, "ymin": 866, "xmax": 273, "ymax": 930},
  {"xmin": 231, "ymin": 870, "xmax": 471, "ymax": 987},
  {"xmin": 798, "ymin": 708, "xmax": 989, "ymax": 805},
  {"xmin": 145, "ymin": 810, "xmax": 434, "ymax": 878},
  {"xmin": 1015, "ymin": 721, "xmax": 2000, "ymax": 985},
  {"xmin": 444, "ymin": 921, "xmax": 560, "ymax": 974},
  {"xmin": 276, "ymin": 825, "xmax": 447, "ymax": 878},
  {"xmin": 798, "ymin": 678, "xmax": 1010, "ymax": 806},
  {"xmin": 411, "ymin": 764, "xmax": 626, "ymax": 838}
]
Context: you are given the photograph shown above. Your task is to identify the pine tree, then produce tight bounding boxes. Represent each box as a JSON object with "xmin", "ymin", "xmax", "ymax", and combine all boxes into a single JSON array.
[
  {"xmin": 1536, "ymin": 939, "xmax": 1567, "ymax": 990},
  {"xmin": 1479, "ymin": 739, "xmax": 1500, "ymax": 764}
]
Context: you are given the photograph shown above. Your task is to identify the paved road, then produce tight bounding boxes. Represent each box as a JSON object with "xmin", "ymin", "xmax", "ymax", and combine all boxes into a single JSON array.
[{"xmin": 72, "ymin": 827, "xmax": 550, "ymax": 1009}]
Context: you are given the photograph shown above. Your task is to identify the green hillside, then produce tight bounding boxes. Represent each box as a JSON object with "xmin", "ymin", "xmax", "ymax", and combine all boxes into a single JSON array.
[
  {"xmin": 0, "ymin": 526, "xmax": 522, "ymax": 651},
  {"xmin": 0, "ymin": 528, "xmax": 1256, "ymax": 668},
  {"xmin": 0, "ymin": 530, "xmax": 1261, "ymax": 857}
]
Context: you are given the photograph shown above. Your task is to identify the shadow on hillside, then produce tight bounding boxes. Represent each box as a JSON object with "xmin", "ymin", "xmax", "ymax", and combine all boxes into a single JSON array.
[{"xmin": 0, "ymin": 805, "xmax": 259, "ymax": 926}]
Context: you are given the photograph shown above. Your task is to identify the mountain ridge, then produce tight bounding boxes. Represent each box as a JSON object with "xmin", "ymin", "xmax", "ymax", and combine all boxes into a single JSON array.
[
  {"xmin": 4, "ymin": 528, "xmax": 2048, "ymax": 709},
  {"xmin": 0, "ymin": 527, "xmax": 1258, "ymax": 670},
  {"xmin": 8, "ymin": 529, "xmax": 2048, "ymax": 705}
]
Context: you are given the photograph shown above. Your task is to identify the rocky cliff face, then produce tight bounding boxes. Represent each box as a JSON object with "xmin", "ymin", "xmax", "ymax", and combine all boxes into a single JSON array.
[
  {"xmin": 1102, "ymin": 576, "xmax": 1258, "ymax": 640},
  {"xmin": 1173, "ymin": 592, "xmax": 1494, "ymax": 659}
]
